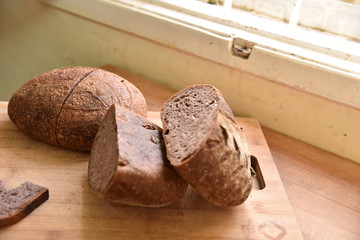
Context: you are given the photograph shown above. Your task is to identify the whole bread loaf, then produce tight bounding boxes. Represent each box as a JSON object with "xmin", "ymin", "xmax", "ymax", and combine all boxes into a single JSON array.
[
  {"xmin": 161, "ymin": 84, "xmax": 253, "ymax": 207},
  {"xmin": 7, "ymin": 67, "xmax": 147, "ymax": 151},
  {"xmin": 88, "ymin": 104, "xmax": 188, "ymax": 207}
]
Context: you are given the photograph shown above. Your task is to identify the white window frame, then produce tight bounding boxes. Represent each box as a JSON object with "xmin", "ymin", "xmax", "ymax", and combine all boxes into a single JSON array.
[
  {"xmin": 232, "ymin": 0, "xmax": 360, "ymax": 42},
  {"xmin": 41, "ymin": 0, "xmax": 360, "ymax": 109}
]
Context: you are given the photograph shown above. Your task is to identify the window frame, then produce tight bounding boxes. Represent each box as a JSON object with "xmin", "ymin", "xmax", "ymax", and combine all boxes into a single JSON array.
[
  {"xmin": 231, "ymin": 0, "xmax": 360, "ymax": 42},
  {"xmin": 41, "ymin": 0, "xmax": 360, "ymax": 108}
]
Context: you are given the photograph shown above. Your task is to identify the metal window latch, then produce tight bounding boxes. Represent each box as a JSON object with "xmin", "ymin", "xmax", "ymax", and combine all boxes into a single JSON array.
[{"xmin": 231, "ymin": 38, "xmax": 254, "ymax": 59}]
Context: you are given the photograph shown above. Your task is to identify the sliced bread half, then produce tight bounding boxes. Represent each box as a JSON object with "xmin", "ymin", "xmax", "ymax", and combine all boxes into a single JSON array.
[{"xmin": 161, "ymin": 84, "xmax": 253, "ymax": 207}]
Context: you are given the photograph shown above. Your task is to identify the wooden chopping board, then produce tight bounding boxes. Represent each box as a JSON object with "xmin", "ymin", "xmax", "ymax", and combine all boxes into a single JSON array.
[{"xmin": 0, "ymin": 102, "xmax": 303, "ymax": 240}]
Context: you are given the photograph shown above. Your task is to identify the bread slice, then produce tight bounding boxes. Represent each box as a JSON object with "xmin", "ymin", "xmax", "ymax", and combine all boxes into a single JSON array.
[
  {"xmin": 0, "ymin": 181, "xmax": 49, "ymax": 228},
  {"xmin": 160, "ymin": 84, "xmax": 253, "ymax": 207},
  {"xmin": 88, "ymin": 104, "xmax": 188, "ymax": 207}
]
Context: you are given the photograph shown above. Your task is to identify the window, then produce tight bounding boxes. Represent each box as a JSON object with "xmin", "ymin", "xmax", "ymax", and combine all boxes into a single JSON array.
[
  {"xmin": 42, "ymin": 0, "xmax": 360, "ymax": 107},
  {"xmin": 145, "ymin": 0, "xmax": 360, "ymax": 71},
  {"xmin": 192, "ymin": 0, "xmax": 360, "ymax": 41},
  {"xmin": 227, "ymin": 0, "xmax": 360, "ymax": 41}
]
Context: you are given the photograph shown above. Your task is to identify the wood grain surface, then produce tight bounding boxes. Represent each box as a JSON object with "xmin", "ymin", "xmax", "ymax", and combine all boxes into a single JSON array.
[
  {"xmin": 1, "ymin": 65, "xmax": 358, "ymax": 240},
  {"xmin": 0, "ymin": 98, "xmax": 302, "ymax": 239}
]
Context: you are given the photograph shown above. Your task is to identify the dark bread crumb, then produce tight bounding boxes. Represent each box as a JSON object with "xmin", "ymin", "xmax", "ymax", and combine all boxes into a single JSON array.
[
  {"xmin": 88, "ymin": 104, "xmax": 188, "ymax": 207},
  {"xmin": 161, "ymin": 85, "xmax": 234, "ymax": 163},
  {"xmin": 0, "ymin": 181, "xmax": 49, "ymax": 228}
]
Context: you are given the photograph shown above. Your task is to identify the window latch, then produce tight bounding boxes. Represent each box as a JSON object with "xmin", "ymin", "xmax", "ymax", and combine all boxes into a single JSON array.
[{"xmin": 231, "ymin": 38, "xmax": 254, "ymax": 59}]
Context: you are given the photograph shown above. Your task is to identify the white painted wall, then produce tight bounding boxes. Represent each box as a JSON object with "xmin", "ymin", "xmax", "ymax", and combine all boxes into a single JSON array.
[{"xmin": 1, "ymin": 0, "xmax": 359, "ymax": 162}]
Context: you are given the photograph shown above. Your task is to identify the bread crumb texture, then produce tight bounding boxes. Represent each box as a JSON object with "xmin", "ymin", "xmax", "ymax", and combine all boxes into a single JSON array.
[{"xmin": 0, "ymin": 180, "xmax": 49, "ymax": 228}]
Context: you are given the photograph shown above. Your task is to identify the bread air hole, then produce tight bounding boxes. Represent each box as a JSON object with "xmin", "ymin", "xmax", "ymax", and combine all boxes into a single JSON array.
[
  {"xmin": 142, "ymin": 124, "xmax": 156, "ymax": 130},
  {"xmin": 150, "ymin": 135, "xmax": 160, "ymax": 144},
  {"xmin": 220, "ymin": 125, "xmax": 228, "ymax": 142},
  {"xmin": 206, "ymin": 139, "xmax": 220, "ymax": 150},
  {"xmin": 180, "ymin": 94, "xmax": 189, "ymax": 99},
  {"xmin": 118, "ymin": 160, "xmax": 128, "ymax": 167}
]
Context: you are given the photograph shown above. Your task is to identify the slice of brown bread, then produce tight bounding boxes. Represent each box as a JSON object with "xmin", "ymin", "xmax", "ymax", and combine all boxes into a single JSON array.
[
  {"xmin": 88, "ymin": 104, "xmax": 188, "ymax": 207},
  {"xmin": 8, "ymin": 67, "xmax": 147, "ymax": 151},
  {"xmin": 160, "ymin": 84, "xmax": 253, "ymax": 207},
  {"xmin": 0, "ymin": 181, "xmax": 49, "ymax": 228}
]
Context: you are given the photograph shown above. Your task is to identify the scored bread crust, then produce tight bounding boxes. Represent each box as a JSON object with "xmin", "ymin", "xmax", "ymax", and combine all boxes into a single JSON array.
[
  {"xmin": 88, "ymin": 104, "xmax": 188, "ymax": 207},
  {"xmin": 7, "ymin": 67, "xmax": 147, "ymax": 151},
  {"xmin": 161, "ymin": 84, "xmax": 253, "ymax": 207}
]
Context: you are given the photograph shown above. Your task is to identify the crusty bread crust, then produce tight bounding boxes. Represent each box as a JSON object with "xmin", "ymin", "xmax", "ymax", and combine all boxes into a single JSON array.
[
  {"xmin": 8, "ymin": 67, "xmax": 147, "ymax": 151},
  {"xmin": 88, "ymin": 104, "xmax": 188, "ymax": 207}
]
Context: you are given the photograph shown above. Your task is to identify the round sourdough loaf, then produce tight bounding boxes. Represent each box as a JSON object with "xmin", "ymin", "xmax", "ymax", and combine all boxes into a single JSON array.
[
  {"xmin": 88, "ymin": 104, "xmax": 188, "ymax": 207},
  {"xmin": 7, "ymin": 67, "xmax": 147, "ymax": 151},
  {"xmin": 160, "ymin": 84, "xmax": 253, "ymax": 207}
]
